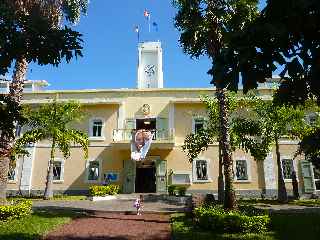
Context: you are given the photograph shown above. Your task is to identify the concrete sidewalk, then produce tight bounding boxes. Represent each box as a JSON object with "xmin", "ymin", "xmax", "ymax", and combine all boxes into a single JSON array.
[{"xmin": 32, "ymin": 198, "xmax": 186, "ymax": 213}]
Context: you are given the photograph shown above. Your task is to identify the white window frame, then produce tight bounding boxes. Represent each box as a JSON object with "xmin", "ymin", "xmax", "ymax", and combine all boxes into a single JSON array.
[
  {"xmin": 53, "ymin": 158, "xmax": 65, "ymax": 183},
  {"xmin": 281, "ymin": 156, "xmax": 298, "ymax": 182},
  {"xmin": 85, "ymin": 158, "xmax": 102, "ymax": 183},
  {"xmin": 192, "ymin": 158, "xmax": 212, "ymax": 183},
  {"xmin": 8, "ymin": 160, "xmax": 19, "ymax": 183},
  {"xmin": 192, "ymin": 116, "xmax": 206, "ymax": 134},
  {"xmin": 171, "ymin": 171, "xmax": 191, "ymax": 185},
  {"xmin": 234, "ymin": 157, "xmax": 251, "ymax": 183},
  {"xmin": 312, "ymin": 165, "xmax": 320, "ymax": 192},
  {"xmin": 89, "ymin": 117, "xmax": 105, "ymax": 141}
]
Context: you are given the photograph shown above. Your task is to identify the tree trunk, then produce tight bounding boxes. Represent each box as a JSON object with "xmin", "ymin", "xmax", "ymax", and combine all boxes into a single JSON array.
[
  {"xmin": 0, "ymin": 156, "xmax": 9, "ymax": 205},
  {"xmin": 0, "ymin": 57, "xmax": 28, "ymax": 204},
  {"xmin": 44, "ymin": 139, "xmax": 55, "ymax": 200},
  {"xmin": 217, "ymin": 88, "xmax": 237, "ymax": 210},
  {"xmin": 218, "ymin": 140, "xmax": 224, "ymax": 203},
  {"xmin": 275, "ymin": 138, "xmax": 288, "ymax": 203},
  {"xmin": 292, "ymin": 170, "xmax": 300, "ymax": 200}
]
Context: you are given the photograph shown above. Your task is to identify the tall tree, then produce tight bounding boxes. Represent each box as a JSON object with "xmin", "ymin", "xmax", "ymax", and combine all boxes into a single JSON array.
[
  {"xmin": 210, "ymin": 1, "xmax": 320, "ymax": 168},
  {"xmin": 15, "ymin": 100, "xmax": 88, "ymax": 199},
  {"xmin": 174, "ymin": 0, "xmax": 259, "ymax": 210},
  {"xmin": 232, "ymin": 96, "xmax": 306, "ymax": 202},
  {"xmin": 0, "ymin": 0, "xmax": 88, "ymax": 203}
]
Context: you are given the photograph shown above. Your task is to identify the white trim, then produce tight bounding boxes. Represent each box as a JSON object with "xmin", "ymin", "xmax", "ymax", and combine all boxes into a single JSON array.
[
  {"xmin": 171, "ymin": 171, "xmax": 192, "ymax": 185},
  {"xmin": 169, "ymin": 103, "xmax": 175, "ymax": 130},
  {"xmin": 117, "ymin": 102, "xmax": 125, "ymax": 129},
  {"xmin": 53, "ymin": 158, "xmax": 65, "ymax": 183},
  {"xmin": 8, "ymin": 159, "xmax": 19, "ymax": 184},
  {"xmin": 279, "ymin": 140, "xmax": 299, "ymax": 145},
  {"xmin": 280, "ymin": 156, "xmax": 298, "ymax": 182},
  {"xmin": 89, "ymin": 117, "xmax": 105, "ymax": 139},
  {"xmin": 85, "ymin": 158, "xmax": 102, "ymax": 184},
  {"xmin": 192, "ymin": 157, "xmax": 213, "ymax": 183},
  {"xmin": 191, "ymin": 116, "xmax": 206, "ymax": 134},
  {"xmin": 233, "ymin": 156, "xmax": 252, "ymax": 182}
]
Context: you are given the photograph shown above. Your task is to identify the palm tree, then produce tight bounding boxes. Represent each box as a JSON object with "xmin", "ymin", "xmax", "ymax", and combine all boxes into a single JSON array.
[
  {"xmin": 174, "ymin": 0, "xmax": 258, "ymax": 210},
  {"xmin": 15, "ymin": 100, "xmax": 88, "ymax": 199},
  {"xmin": 0, "ymin": 0, "xmax": 88, "ymax": 203}
]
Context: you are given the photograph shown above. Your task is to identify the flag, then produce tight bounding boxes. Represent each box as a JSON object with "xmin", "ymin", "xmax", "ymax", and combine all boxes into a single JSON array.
[
  {"xmin": 134, "ymin": 25, "xmax": 140, "ymax": 42},
  {"xmin": 152, "ymin": 22, "xmax": 158, "ymax": 32},
  {"xmin": 144, "ymin": 9, "xmax": 150, "ymax": 18}
]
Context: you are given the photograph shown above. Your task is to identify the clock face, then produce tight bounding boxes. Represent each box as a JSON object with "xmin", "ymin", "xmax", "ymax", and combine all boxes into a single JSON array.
[{"xmin": 144, "ymin": 64, "xmax": 156, "ymax": 77}]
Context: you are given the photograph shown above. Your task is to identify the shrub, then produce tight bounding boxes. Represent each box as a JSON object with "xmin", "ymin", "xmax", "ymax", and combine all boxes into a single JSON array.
[
  {"xmin": 168, "ymin": 185, "xmax": 176, "ymax": 196},
  {"xmin": 89, "ymin": 185, "xmax": 120, "ymax": 196},
  {"xmin": 177, "ymin": 186, "xmax": 187, "ymax": 196},
  {"xmin": 194, "ymin": 205, "xmax": 270, "ymax": 233},
  {"xmin": 0, "ymin": 200, "xmax": 32, "ymax": 222}
]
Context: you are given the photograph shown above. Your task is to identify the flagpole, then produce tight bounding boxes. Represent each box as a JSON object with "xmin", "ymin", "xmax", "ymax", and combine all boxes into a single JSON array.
[{"xmin": 148, "ymin": 15, "xmax": 151, "ymax": 33}]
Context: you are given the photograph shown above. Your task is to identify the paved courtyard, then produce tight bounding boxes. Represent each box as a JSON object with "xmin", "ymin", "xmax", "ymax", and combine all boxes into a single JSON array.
[{"xmin": 33, "ymin": 198, "xmax": 186, "ymax": 213}]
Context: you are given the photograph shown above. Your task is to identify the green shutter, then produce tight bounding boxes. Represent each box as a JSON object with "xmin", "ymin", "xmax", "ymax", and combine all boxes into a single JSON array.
[
  {"xmin": 300, "ymin": 160, "xmax": 315, "ymax": 193},
  {"xmin": 122, "ymin": 160, "xmax": 136, "ymax": 193},
  {"xmin": 156, "ymin": 118, "xmax": 168, "ymax": 140},
  {"xmin": 125, "ymin": 119, "xmax": 135, "ymax": 140},
  {"xmin": 156, "ymin": 159, "xmax": 167, "ymax": 193}
]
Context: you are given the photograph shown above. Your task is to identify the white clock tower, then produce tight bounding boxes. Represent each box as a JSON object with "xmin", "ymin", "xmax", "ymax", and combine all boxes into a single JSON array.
[{"xmin": 137, "ymin": 41, "xmax": 164, "ymax": 89}]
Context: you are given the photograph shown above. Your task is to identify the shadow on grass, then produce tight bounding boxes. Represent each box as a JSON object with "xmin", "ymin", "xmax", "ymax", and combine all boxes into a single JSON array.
[
  {"xmin": 270, "ymin": 211, "xmax": 320, "ymax": 240},
  {"xmin": 171, "ymin": 211, "xmax": 320, "ymax": 240},
  {"xmin": 0, "ymin": 233, "xmax": 42, "ymax": 240}
]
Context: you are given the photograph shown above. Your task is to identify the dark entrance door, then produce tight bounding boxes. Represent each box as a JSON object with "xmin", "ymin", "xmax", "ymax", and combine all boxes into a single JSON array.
[
  {"xmin": 136, "ymin": 118, "xmax": 157, "ymax": 139},
  {"xmin": 135, "ymin": 163, "xmax": 156, "ymax": 193}
]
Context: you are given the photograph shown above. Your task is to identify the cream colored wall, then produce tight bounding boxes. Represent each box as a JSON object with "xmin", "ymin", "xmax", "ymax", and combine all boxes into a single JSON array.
[
  {"xmin": 174, "ymin": 103, "xmax": 207, "ymax": 144},
  {"xmin": 123, "ymin": 97, "xmax": 169, "ymax": 119},
  {"xmin": 19, "ymin": 88, "xmax": 308, "ymax": 194}
]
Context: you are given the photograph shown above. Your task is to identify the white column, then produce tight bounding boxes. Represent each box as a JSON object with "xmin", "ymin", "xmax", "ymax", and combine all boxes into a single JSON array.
[
  {"xmin": 19, "ymin": 145, "xmax": 36, "ymax": 195},
  {"xmin": 263, "ymin": 152, "xmax": 276, "ymax": 190}
]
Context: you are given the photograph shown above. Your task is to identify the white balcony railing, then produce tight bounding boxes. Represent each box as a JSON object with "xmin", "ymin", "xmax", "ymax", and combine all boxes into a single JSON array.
[{"xmin": 113, "ymin": 129, "xmax": 175, "ymax": 142}]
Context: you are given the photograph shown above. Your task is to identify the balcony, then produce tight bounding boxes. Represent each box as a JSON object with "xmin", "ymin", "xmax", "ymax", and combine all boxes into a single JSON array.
[{"xmin": 112, "ymin": 129, "xmax": 175, "ymax": 149}]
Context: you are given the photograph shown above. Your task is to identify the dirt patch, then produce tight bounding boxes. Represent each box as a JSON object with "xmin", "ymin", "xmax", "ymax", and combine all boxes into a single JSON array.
[{"xmin": 44, "ymin": 212, "xmax": 171, "ymax": 240}]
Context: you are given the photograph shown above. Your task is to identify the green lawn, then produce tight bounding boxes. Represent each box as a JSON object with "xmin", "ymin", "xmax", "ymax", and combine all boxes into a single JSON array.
[
  {"xmin": 239, "ymin": 198, "xmax": 320, "ymax": 207},
  {"xmin": 0, "ymin": 209, "xmax": 85, "ymax": 240},
  {"xmin": 8, "ymin": 195, "xmax": 87, "ymax": 201},
  {"xmin": 171, "ymin": 211, "xmax": 320, "ymax": 240}
]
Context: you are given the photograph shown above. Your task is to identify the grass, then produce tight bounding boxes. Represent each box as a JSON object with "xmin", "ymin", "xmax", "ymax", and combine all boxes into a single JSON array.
[
  {"xmin": 289, "ymin": 199, "xmax": 320, "ymax": 207},
  {"xmin": 8, "ymin": 195, "xmax": 87, "ymax": 201},
  {"xmin": 0, "ymin": 209, "xmax": 85, "ymax": 240},
  {"xmin": 239, "ymin": 198, "xmax": 320, "ymax": 207},
  {"xmin": 171, "ymin": 211, "xmax": 320, "ymax": 240}
]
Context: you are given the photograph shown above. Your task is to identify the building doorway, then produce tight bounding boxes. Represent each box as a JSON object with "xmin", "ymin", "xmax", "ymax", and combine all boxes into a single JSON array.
[{"xmin": 135, "ymin": 161, "xmax": 156, "ymax": 193}]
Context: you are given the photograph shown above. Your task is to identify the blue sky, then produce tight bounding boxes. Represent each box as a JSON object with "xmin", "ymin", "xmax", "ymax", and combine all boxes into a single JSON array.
[{"xmin": 21, "ymin": 0, "xmax": 265, "ymax": 90}]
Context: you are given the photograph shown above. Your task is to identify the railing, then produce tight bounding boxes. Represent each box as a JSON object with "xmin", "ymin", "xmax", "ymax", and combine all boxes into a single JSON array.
[{"xmin": 113, "ymin": 129, "xmax": 175, "ymax": 142}]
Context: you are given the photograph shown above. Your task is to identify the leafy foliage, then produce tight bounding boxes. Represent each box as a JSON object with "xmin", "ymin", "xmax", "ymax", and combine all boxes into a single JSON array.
[
  {"xmin": 194, "ymin": 205, "xmax": 270, "ymax": 233},
  {"xmin": 15, "ymin": 100, "xmax": 88, "ymax": 160},
  {"xmin": 89, "ymin": 185, "xmax": 120, "ymax": 197},
  {"xmin": 211, "ymin": 0, "xmax": 320, "ymax": 103},
  {"xmin": 0, "ymin": 2, "xmax": 84, "ymax": 76},
  {"xmin": 0, "ymin": 200, "xmax": 32, "ymax": 222},
  {"xmin": 182, "ymin": 93, "xmax": 238, "ymax": 162}
]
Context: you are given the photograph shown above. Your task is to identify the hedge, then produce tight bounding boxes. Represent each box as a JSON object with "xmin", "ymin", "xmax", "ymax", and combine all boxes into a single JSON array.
[
  {"xmin": 194, "ymin": 205, "xmax": 270, "ymax": 233},
  {"xmin": 0, "ymin": 200, "xmax": 32, "ymax": 222},
  {"xmin": 89, "ymin": 185, "xmax": 120, "ymax": 196}
]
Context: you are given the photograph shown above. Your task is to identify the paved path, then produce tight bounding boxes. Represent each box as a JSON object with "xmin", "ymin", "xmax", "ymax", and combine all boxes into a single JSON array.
[
  {"xmin": 33, "ymin": 199, "xmax": 186, "ymax": 213},
  {"xmin": 254, "ymin": 203, "xmax": 320, "ymax": 213},
  {"xmin": 44, "ymin": 212, "xmax": 171, "ymax": 240}
]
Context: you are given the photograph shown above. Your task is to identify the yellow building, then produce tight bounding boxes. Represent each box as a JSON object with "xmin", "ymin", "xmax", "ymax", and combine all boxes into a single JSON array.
[{"xmin": 6, "ymin": 42, "xmax": 320, "ymax": 198}]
